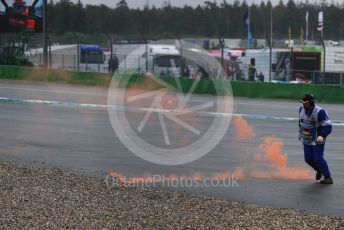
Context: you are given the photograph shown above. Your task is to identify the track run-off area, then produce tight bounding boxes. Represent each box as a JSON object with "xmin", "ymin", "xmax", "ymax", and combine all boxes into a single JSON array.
[{"xmin": 1, "ymin": 81, "xmax": 344, "ymax": 216}]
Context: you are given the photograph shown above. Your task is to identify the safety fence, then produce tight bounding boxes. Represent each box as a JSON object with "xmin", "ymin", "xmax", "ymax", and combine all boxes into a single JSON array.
[{"xmin": 24, "ymin": 48, "xmax": 344, "ymax": 86}]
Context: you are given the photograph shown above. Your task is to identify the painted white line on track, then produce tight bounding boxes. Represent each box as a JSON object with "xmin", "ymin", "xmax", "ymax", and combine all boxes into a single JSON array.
[
  {"xmin": 1, "ymin": 96, "xmax": 344, "ymax": 126},
  {"xmin": 0, "ymin": 86, "xmax": 108, "ymax": 97},
  {"xmin": 0, "ymin": 85, "xmax": 299, "ymax": 109}
]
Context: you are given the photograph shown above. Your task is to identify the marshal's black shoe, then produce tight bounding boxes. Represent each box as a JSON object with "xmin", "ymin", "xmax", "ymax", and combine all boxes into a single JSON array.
[
  {"xmin": 320, "ymin": 177, "xmax": 333, "ymax": 185},
  {"xmin": 316, "ymin": 171, "xmax": 322, "ymax": 180}
]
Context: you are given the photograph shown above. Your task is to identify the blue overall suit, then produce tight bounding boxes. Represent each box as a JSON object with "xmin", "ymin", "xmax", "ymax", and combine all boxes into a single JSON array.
[{"xmin": 299, "ymin": 105, "xmax": 332, "ymax": 177}]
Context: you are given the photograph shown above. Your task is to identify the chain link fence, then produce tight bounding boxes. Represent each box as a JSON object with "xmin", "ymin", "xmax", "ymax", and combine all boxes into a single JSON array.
[{"xmin": 22, "ymin": 41, "xmax": 344, "ymax": 85}]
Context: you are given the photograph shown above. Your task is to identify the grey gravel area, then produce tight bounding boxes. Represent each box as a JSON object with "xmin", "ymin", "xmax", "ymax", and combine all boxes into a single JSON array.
[{"xmin": 0, "ymin": 161, "xmax": 343, "ymax": 229}]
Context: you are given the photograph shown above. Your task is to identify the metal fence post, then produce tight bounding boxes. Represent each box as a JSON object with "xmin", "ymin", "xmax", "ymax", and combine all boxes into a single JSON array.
[
  {"xmin": 320, "ymin": 37, "xmax": 326, "ymax": 84},
  {"xmin": 124, "ymin": 55, "xmax": 127, "ymax": 72},
  {"xmin": 86, "ymin": 54, "xmax": 88, "ymax": 72},
  {"xmin": 48, "ymin": 39, "xmax": 52, "ymax": 69},
  {"xmin": 74, "ymin": 54, "xmax": 76, "ymax": 71},
  {"xmin": 42, "ymin": 0, "xmax": 48, "ymax": 69},
  {"xmin": 153, "ymin": 57, "xmax": 155, "ymax": 75},
  {"xmin": 98, "ymin": 54, "xmax": 100, "ymax": 73},
  {"xmin": 77, "ymin": 43, "xmax": 80, "ymax": 72},
  {"xmin": 62, "ymin": 54, "xmax": 64, "ymax": 69}
]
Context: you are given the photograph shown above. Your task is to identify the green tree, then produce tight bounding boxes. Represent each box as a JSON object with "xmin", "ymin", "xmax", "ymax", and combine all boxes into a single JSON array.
[{"xmin": 46, "ymin": 0, "xmax": 344, "ymax": 41}]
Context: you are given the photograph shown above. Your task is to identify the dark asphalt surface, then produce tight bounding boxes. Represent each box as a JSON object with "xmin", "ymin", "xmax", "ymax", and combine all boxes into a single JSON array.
[{"xmin": 1, "ymin": 81, "xmax": 344, "ymax": 216}]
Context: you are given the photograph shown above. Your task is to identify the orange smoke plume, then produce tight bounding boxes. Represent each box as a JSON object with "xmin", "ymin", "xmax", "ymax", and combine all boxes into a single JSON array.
[
  {"xmin": 108, "ymin": 118, "xmax": 313, "ymax": 184},
  {"xmin": 232, "ymin": 116, "xmax": 255, "ymax": 141},
  {"xmin": 255, "ymin": 136, "xmax": 288, "ymax": 167},
  {"xmin": 231, "ymin": 116, "xmax": 313, "ymax": 180},
  {"xmin": 108, "ymin": 171, "xmax": 126, "ymax": 183},
  {"xmin": 252, "ymin": 137, "xmax": 312, "ymax": 180}
]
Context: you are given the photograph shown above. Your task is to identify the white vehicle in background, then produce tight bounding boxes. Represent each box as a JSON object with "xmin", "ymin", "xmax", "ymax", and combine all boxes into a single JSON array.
[
  {"xmin": 328, "ymin": 40, "xmax": 339, "ymax": 46},
  {"xmin": 146, "ymin": 45, "xmax": 181, "ymax": 77},
  {"xmin": 285, "ymin": 40, "xmax": 294, "ymax": 48},
  {"xmin": 208, "ymin": 49, "xmax": 243, "ymax": 61},
  {"xmin": 116, "ymin": 44, "xmax": 182, "ymax": 76}
]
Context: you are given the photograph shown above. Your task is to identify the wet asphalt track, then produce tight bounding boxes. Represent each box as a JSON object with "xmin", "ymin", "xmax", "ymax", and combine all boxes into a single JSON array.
[{"xmin": 1, "ymin": 81, "xmax": 344, "ymax": 216}]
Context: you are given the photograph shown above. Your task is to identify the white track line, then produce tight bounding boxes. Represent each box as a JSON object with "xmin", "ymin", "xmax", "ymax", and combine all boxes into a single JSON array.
[
  {"xmin": 1, "ymin": 96, "xmax": 344, "ymax": 127},
  {"xmin": 0, "ymin": 85, "xmax": 298, "ymax": 109}
]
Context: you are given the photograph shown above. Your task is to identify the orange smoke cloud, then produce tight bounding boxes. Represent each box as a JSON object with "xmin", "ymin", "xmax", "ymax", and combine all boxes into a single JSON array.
[
  {"xmin": 230, "ymin": 116, "xmax": 312, "ymax": 180},
  {"xmin": 255, "ymin": 137, "xmax": 288, "ymax": 167},
  {"xmin": 232, "ymin": 116, "xmax": 255, "ymax": 141},
  {"xmin": 233, "ymin": 168, "xmax": 245, "ymax": 180},
  {"xmin": 108, "ymin": 117, "xmax": 312, "ymax": 185},
  {"xmin": 108, "ymin": 171, "xmax": 126, "ymax": 183},
  {"xmin": 252, "ymin": 136, "xmax": 312, "ymax": 180}
]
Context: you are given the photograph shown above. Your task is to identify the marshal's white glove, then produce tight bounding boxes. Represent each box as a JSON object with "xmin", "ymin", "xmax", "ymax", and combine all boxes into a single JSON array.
[{"xmin": 316, "ymin": 136, "xmax": 324, "ymax": 143}]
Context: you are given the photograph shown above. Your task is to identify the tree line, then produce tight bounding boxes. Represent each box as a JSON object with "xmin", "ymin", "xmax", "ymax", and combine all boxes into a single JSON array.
[{"xmin": 48, "ymin": 0, "xmax": 344, "ymax": 41}]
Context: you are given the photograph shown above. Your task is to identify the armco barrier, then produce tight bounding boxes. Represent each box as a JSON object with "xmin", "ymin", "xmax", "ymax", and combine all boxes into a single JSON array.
[
  {"xmin": 1, "ymin": 66, "xmax": 343, "ymax": 103},
  {"xmin": 230, "ymin": 81, "xmax": 344, "ymax": 103},
  {"xmin": 115, "ymin": 75, "xmax": 344, "ymax": 103}
]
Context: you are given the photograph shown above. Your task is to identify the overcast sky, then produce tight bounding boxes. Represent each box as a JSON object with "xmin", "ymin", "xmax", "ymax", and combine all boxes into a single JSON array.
[
  {"xmin": 72, "ymin": 0, "xmax": 331, "ymax": 9},
  {"xmin": 80, "ymin": 0, "xmax": 215, "ymax": 8}
]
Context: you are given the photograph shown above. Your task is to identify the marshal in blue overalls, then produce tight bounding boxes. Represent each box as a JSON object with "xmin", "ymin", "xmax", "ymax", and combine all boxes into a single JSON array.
[{"xmin": 298, "ymin": 94, "xmax": 333, "ymax": 184}]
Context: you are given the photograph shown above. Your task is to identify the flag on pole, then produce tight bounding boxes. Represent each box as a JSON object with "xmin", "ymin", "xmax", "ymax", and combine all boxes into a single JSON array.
[
  {"xmin": 305, "ymin": 11, "xmax": 309, "ymax": 22},
  {"xmin": 287, "ymin": 26, "xmax": 292, "ymax": 47},
  {"xmin": 243, "ymin": 8, "xmax": 253, "ymax": 48},
  {"xmin": 243, "ymin": 10, "xmax": 249, "ymax": 27},
  {"xmin": 317, "ymin": 11, "xmax": 323, "ymax": 32},
  {"xmin": 305, "ymin": 11, "xmax": 309, "ymax": 41}
]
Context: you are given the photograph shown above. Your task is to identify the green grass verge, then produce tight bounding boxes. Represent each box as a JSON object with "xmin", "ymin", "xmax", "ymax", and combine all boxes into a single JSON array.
[{"xmin": 0, "ymin": 65, "xmax": 111, "ymax": 87}]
